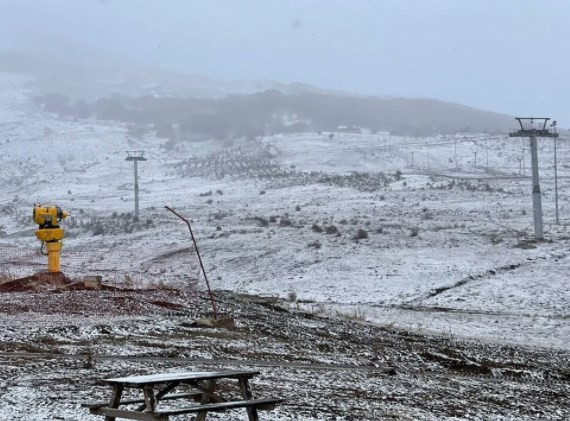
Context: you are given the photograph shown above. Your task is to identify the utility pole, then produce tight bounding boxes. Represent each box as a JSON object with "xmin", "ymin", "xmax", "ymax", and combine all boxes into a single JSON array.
[
  {"xmin": 411, "ymin": 151, "xmax": 415, "ymax": 168},
  {"xmin": 509, "ymin": 117, "xmax": 558, "ymax": 240},
  {"xmin": 517, "ymin": 156, "xmax": 523, "ymax": 175},
  {"xmin": 126, "ymin": 151, "xmax": 147, "ymax": 220},
  {"xmin": 427, "ymin": 150, "xmax": 430, "ymax": 170},
  {"xmin": 473, "ymin": 151, "xmax": 478, "ymax": 168}
]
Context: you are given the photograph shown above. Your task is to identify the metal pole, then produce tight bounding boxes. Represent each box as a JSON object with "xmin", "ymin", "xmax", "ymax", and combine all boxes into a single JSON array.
[
  {"xmin": 485, "ymin": 139, "xmax": 489, "ymax": 169},
  {"xmin": 134, "ymin": 160, "xmax": 139, "ymax": 220},
  {"xmin": 454, "ymin": 139, "xmax": 458, "ymax": 169},
  {"xmin": 411, "ymin": 151, "xmax": 414, "ymax": 168},
  {"xmin": 522, "ymin": 140, "xmax": 526, "ymax": 176},
  {"xmin": 529, "ymin": 136, "xmax": 544, "ymax": 239},
  {"xmin": 474, "ymin": 151, "xmax": 478, "ymax": 168},
  {"xmin": 554, "ymin": 136, "xmax": 559, "ymax": 224},
  {"xmin": 165, "ymin": 206, "xmax": 218, "ymax": 319}
]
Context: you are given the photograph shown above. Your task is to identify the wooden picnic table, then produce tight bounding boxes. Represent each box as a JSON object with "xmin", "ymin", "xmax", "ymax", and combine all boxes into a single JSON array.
[{"xmin": 83, "ymin": 370, "xmax": 283, "ymax": 421}]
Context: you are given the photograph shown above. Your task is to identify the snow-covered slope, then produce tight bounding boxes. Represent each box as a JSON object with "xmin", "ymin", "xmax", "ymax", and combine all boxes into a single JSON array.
[{"xmin": 0, "ymin": 71, "xmax": 569, "ymax": 349}]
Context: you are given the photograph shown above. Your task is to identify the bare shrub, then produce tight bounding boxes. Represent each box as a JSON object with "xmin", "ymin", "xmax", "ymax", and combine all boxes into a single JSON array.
[
  {"xmin": 307, "ymin": 240, "xmax": 322, "ymax": 249},
  {"xmin": 287, "ymin": 291, "xmax": 298, "ymax": 302},
  {"xmin": 394, "ymin": 170, "xmax": 403, "ymax": 181},
  {"xmin": 353, "ymin": 228, "xmax": 369, "ymax": 240},
  {"xmin": 490, "ymin": 233, "xmax": 503, "ymax": 245},
  {"xmin": 325, "ymin": 225, "xmax": 338, "ymax": 235},
  {"xmin": 336, "ymin": 308, "xmax": 367, "ymax": 322},
  {"xmin": 312, "ymin": 223, "xmax": 323, "ymax": 233},
  {"xmin": 254, "ymin": 217, "xmax": 269, "ymax": 227}
]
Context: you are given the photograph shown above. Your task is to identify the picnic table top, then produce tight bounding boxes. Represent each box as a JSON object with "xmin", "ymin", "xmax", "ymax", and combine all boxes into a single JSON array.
[{"xmin": 103, "ymin": 370, "xmax": 260, "ymax": 386}]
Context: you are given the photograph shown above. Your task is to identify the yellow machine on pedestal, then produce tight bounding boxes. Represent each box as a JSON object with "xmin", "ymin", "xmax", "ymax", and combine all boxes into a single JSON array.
[{"xmin": 33, "ymin": 204, "xmax": 69, "ymax": 273}]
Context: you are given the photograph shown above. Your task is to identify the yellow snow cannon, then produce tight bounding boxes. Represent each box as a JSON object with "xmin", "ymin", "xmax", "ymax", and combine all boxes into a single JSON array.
[{"xmin": 33, "ymin": 204, "xmax": 69, "ymax": 273}]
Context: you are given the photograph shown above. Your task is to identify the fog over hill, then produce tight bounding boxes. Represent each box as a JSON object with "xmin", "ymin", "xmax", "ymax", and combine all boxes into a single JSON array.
[{"xmin": 1, "ymin": 48, "xmax": 512, "ymax": 137}]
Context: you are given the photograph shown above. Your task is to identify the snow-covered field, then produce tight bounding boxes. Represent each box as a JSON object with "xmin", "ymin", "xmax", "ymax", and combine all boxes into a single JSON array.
[{"xmin": 1, "ymin": 70, "xmax": 569, "ymax": 352}]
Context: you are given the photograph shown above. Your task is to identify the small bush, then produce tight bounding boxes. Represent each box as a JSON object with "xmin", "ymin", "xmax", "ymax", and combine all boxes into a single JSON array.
[
  {"xmin": 307, "ymin": 240, "xmax": 322, "ymax": 249},
  {"xmin": 259, "ymin": 190, "xmax": 266, "ymax": 195},
  {"xmin": 490, "ymin": 233, "xmax": 503, "ymax": 244},
  {"xmin": 287, "ymin": 291, "xmax": 298, "ymax": 302},
  {"xmin": 199, "ymin": 190, "xmax": 213, "ymax": 197},
  {"xmin": 353, "ymin": 228, "xmax": 369, "ymax": 240},
  {"xmin": 269, "ymin": 215, "xmax": 277, "ymax": 223},
  {"xmin": 312, "ymin": 223, "xmax": 323, "ymax": 233},
  {"xmin": 394, "ymin": 170, "xmax": 403, "ymax": 181},
  {"xmin": 279, "ymin": 218, "xmax": 293, "ymax": 227},
  {"xmin": 295, "ymin": 205, "xmax": 301, "ymax": 211},
  {"xmin": 410, "ymin": 227, "xmax": 419, "ymax": 237},
  {"xmin": 92, "ymin": 223, "xmax": 105, "ymax": 236},
  {"xmin": 216, "ymin": 189, "xmax": 223, "ymax": 195},
  {"xmin": 325, "ymin": 225, "xmax": 338, "ymax": 235},
  {"xmin": 254, "ymin": 217, "xmax": 269, "ymax": 227}
]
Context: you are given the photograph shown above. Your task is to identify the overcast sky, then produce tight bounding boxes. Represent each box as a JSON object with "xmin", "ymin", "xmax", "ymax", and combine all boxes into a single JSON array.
[{"xmin": 1, "ymin": 0, "xmax": 569, "ymax": 120}]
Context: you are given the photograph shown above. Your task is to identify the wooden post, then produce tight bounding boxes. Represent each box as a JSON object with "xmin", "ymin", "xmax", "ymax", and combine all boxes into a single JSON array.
[
  {"xmin": 239, "ymin": 377, "xmax": 259, "ymax": 421},
  {"xmin": 196, "ymin": 379, "xmax": 217, "ymax": 421},
  {"xmin": 105, "ymin": 384, "xmax": 123, "ymax": 421}
]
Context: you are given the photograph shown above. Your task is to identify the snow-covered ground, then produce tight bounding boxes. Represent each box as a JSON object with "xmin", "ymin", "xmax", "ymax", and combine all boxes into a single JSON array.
[{"xmin": 1, "ymin": 70, "xmax": 569, "ymax": 350}]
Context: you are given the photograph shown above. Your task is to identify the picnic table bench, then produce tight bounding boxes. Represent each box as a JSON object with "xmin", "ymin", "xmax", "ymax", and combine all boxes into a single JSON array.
[{"xmin": 83, "ymin": 370, "xmax": 283, "ymax": 420}]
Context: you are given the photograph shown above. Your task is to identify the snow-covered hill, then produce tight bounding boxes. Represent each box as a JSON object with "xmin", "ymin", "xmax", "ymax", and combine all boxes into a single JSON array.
[{"xmin": 1, "ymin": 71, "xmax": 568, "ymax": 349}]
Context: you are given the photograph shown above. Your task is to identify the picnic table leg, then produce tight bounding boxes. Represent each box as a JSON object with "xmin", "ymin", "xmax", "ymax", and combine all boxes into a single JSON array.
[
  {"xmin": 239, "ymin": 378, "xmax": 259, "ymax": 421},
  {"xmin": 135, "ymin": 382, "xmax": 178, "ymax": 412},
  {"xmin": 195, "ymin": 379, "xmax": 217, "ymax": 421},
  {"xmin": 105, "ymin": 384, "xmax": 123, "ymax": 421},
  {"xmin": 143, "ymin": 386, "xmax": 157, "ymax": 412}
]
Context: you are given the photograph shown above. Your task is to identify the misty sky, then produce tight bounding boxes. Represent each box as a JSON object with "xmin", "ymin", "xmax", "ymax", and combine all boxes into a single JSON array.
[{"xmin": 1, "ymin": 0, "xmax": 569, "ymax": 120}]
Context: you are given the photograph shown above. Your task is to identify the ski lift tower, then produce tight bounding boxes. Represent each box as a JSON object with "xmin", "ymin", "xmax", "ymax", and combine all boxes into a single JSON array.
[
  {"xmin": 126, "ymin": 151, "xmax": 147, "ymax": 220},
  {"xmin": 509, "ymin": 117, "xmax": 558, "ymax": 240}
]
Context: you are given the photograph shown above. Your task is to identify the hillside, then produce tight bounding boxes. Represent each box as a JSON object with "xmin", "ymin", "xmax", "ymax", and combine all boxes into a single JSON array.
[
  {"xmin": 0, "ymin": 70, "xmax": 568, "ymax": 351},
  {"xmin": 2, "ymin": 49, "xmax": 513, "ymax": 136}
]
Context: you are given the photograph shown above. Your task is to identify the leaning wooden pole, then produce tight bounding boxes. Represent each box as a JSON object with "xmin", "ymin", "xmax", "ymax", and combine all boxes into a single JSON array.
[{"xmin": 165, "ymin": 205, "xmax": 218, "ymax": 319}]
